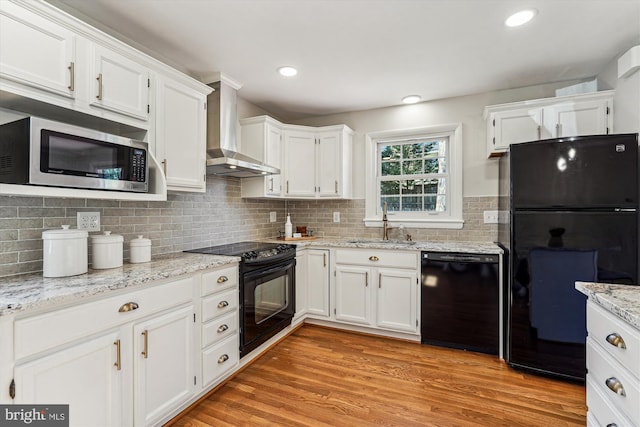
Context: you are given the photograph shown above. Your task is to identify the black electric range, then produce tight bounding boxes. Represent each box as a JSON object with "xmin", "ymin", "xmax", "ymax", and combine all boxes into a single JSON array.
[{"xmin": 185, "ymin": 241, "xmax": 297, "ymax": 357}]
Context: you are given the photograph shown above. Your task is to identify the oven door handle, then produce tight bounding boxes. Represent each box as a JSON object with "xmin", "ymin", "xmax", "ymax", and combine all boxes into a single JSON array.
[{"xmin": 243, "ymin": 259, "xmax": 296, "ymax": 280}]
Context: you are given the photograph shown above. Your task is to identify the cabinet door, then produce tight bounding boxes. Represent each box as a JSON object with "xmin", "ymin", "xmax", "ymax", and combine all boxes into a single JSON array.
[
  {"xmin": 488, "ymin": 107, "xmax": 543, "ymax": 155},
  {"xmin": 90, "ymin": 45, "xmax": 150, "ymax": 121},
  {"xmin": 544, "ymin": 99, "xmax": 610, "ymax": 138},
  {"xmin": 335, "ymin": 265, "xmax": 372, "ymax": 325},
  {"xmin": 284, "ymin": 130, "xmax": 316, "ymax": 197},
  {"xmin": 13, "ymin": 330, "xmax": 125, "ymax": 427},
  {"xmin": 266, "ymin": 124, "xmax": 283, "ymax": 196},
  {"xmin": 294, "ymin": 250, "xmax": 308, "ymax": 319},
  {"xmin": 156, "ymin": 76, "xmax": 207, "ymax": 192},
  {"xmin": 316, "ymin": 131, "xmax": 341, "ymax": 197},
  {"xmin": 307, "ymin": 249, "xmax": 330, "ymax": 317},
  {"xmin": 0, "ymin": 1, "xmax": 75, "ymax": 98},
  {"xmin": 133, "ymin": 304, "xmax": 195, "ymax": 427},
  {"xmin": 376, "ymin": 268, "xmax": 418, "ymax": 333}
]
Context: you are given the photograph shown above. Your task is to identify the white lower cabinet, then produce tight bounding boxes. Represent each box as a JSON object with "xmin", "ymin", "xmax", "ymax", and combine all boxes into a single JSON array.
[
  {"xmin": 586, "ymin": 301, "xmax": 639, "ymax": 427},
  {"xmin": 200, "ymin": 266, "xmax": 239, "ymax": 388},
  {"xmin": 13, "ymin": 329, "xmax": 125, "ymax": 426},
  {"xmin": 133, "ymin": 305, "xmax": 195, "ymax": 427},
  {"xmin": 10, "ymin": 273, "xmax": 203, "ymax": 427},
  {"xmin": 306, "ymin": 249, "xmax": 330, "ymax": 318},
  {"xmin": 334, "ymin": 249, "xmax": 419, "ymax": 334}
]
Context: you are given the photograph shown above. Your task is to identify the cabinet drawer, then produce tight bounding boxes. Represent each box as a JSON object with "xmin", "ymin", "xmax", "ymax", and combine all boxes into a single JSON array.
[
  {"xmin": 587, "ymin": 376, "xmax": 635, "ymax": 427},
  {"xmin": 588, "ymin": 301, "xmax": 640, "ymax": 378},
  {"xmin": 202, "ymin": 335, "xmax": 238, "ymax": 387},
  {"xmin": 335, "ymin": 249, "xmax": 418, "ymax": 269},
  {"xmin": 587, "ymin": 339, "xmax": 639, "ymax": 424},
  {"xmin": 202, "ymin": 288, "xmax": 238, "ymax": 322},
  {"xmin": 202, "ymin": 265, "xmax": 238, "ymax": 296},
  {"xmin": 202, "ymin": 311, "xmax": 238, "ymax": 348},
  {"xmin": 14, "ymin": 275, "xmax": 196, "ymax": 360}
]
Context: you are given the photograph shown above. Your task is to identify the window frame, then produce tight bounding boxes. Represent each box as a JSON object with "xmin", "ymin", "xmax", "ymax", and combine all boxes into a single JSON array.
[{"xmin": 364, "ymin": 123, "xmax": 464, "ymax": 229}]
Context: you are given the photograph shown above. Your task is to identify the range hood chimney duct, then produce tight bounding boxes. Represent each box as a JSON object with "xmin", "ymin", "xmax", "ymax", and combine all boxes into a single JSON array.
[{"xmin": 206, "ymin": 80, "xmax": 279, "ymax": 177}]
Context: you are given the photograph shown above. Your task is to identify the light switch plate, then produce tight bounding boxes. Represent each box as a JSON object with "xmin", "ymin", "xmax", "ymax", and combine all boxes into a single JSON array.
[
  {"xmin": 333, "ymin": 212, "xmax": 340, "ymax": 223},
  {"xmin": 269, "ymin": 211, "xmax": 277, "ymax": 223},
  {"xmin": 77, "ymin": 212, "xmax": 100, "ymax": 231}
]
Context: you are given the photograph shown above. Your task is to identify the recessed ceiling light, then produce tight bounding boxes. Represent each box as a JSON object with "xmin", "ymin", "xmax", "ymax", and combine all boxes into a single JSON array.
[
  {"xmin": 402, "ymin": 95, "xmax": 421, "ymax": 104},
  {"xmin": 505, "ymin": 9, "xmax": 537, "ymax": 27},
  {"xmin": 277, "ymin": 66, "xmax": 298, "ymax": 77}
]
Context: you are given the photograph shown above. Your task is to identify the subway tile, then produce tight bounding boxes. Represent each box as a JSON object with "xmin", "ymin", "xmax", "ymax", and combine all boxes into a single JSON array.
[
  {"xmin": 0, "ymin": 196, "xmax": 44, "ymax": 207},
  {"xmin": 18, "ymin": 207, "xmax": 66, "ymax": 218}
]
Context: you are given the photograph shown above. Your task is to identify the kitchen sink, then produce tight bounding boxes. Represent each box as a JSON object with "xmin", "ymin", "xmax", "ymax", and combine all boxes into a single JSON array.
[{"xmin": 347, "ymin": 239, "xmax": 417, "ymax": 246}]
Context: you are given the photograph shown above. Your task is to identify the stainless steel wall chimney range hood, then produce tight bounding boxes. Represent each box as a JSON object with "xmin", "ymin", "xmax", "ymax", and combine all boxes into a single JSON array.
[{"xmin": 206, "ymin": 80, "xmax": 279, "ymax": 177}]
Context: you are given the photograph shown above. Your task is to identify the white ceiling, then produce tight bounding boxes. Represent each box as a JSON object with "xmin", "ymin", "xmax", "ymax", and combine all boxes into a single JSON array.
[{"xmin": 52, "ymin": 0, "xmax": 640, "ymax": 121}]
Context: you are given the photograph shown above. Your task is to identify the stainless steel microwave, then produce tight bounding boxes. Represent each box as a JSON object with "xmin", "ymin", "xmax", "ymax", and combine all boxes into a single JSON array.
[{"xmin": 0, "ymin": 117, "xmax": 148, "ymax": 192}]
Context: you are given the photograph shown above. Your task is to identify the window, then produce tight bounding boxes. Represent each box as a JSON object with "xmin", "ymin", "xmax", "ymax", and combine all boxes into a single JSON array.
[{"xmin": 364, "ymin": 124, "xmax": 463, "ymax": 229}]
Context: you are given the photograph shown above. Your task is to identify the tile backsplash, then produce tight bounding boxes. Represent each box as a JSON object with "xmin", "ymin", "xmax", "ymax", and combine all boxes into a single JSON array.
[{"xmin": 0, "ymin": 175, "xmax": 498, "ymax": 277}]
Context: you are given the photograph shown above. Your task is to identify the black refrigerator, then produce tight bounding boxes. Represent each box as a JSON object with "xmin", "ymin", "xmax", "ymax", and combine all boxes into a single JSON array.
[{"xmin": 498, "ymin": 133, "xmax": 639, "ymax": 381}]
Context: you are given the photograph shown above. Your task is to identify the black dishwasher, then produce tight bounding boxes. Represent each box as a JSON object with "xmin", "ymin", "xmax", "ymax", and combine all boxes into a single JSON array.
[{"xmin": 421, "ymin": 252, "xmax": 500, "ymax": 355}]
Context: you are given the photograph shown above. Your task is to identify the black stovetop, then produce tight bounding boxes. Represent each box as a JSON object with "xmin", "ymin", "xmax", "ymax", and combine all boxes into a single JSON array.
[{"xmin": 184, "ymin": 241, "xmax": 296, "ymax": 264}]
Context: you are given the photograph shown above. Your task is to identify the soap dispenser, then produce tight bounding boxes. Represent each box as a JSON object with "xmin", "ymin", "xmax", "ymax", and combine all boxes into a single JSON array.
[{"xmin": 285, "ymin": 214, "xmax": 293, "ymax": 238}]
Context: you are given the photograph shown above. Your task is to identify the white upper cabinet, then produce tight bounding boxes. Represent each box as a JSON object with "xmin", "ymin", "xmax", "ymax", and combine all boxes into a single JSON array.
[
  {"xmin": 241, "ymin": 116, "xmax": 353, "ymax": 200},
  {"xmin": 0, "ymin": 1, "xmax": 76, "ymax": 99},
  {"xmin": 89, "ymin": 45, "xmax": 150, "ymax": 121},
  {"xmin": 155, "ymin": 75, "xmax": 208, "ymax": 192},
  {"xmin": 240, "ymin": 116, "xmax": 284, "ymax": 197},
  {"xmin": 283, "ymin": 129, "xmax": 317, "ymax": 197},
  {"xmin": 485, "ymin": 90, "xmax": 614, "ymax": 157}
]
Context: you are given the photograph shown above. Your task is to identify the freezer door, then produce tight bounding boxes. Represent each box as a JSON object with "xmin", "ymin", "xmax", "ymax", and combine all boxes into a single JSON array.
[{"xmin": 510, "ymin": 134, "xmax": 638, "ymax": 209}]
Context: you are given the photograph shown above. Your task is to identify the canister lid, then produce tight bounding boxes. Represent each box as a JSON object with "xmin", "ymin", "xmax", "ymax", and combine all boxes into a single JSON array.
[
  {"xmin": 130, "ymin": 235, "xmax": 151, "ymax": 247},
  {"xmin": 90, "ymin": 231, "xmax": 124, "ymax": 244},
  {"xmin": 42, "ymin": 225, "xmax": 88, "ymax": 240}
]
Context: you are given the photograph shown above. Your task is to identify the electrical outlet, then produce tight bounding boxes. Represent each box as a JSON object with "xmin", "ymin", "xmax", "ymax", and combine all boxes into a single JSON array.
[
  {"xmin": 483, "ymin": 210, "xmax": 499, "ymax": 224},
  {"xmin": 333, "ymin": 212, "xmax": 340, "ymax": 223},
  {"xmin": 269, "ymin": 211, "xmax": 277, "ymax": 223},
  {"xmin": 77, "ymin": 212, "xmax": 100, "ymax": 231}
]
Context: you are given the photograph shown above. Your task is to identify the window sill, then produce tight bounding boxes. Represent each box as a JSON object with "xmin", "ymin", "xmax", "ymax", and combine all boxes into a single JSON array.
[{"xmin": 363, "ymin": 218, "xmax": 464, "ymax": 229}]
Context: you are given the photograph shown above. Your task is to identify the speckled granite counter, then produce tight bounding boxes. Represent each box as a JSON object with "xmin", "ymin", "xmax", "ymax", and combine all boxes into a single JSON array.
[
  {"xmin": 576, "ymin": 282, "xmax": 640, "ymax": 330},
  {"xmin": 0, "ymin": 253, "xmax": 239, "ymax": 317},
  {"xmin": 271, "ymin": 238, "xmax": 503, "ymax": 254}
]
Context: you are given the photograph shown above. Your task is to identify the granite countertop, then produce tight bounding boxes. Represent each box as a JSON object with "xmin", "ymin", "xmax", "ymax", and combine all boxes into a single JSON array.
[
  {"xmin": 273, "ymin": 238, "xmax": 504, "ymax": 254},
  {"xmin": 0, "ymin": 253, "xmax": 240, "ymax": 317},
  {"xmin": 576, "ymin": 281, "xmax": 640, "ymax": 330}
]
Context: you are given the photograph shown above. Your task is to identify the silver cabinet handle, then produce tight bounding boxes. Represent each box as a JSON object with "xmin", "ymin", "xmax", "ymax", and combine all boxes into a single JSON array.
[
  {"xmin": 606, "ymin": 333, "xmax": 626, "ymax": 349},
  {"xmin": 268, "ymin": 177, "xmax": 274, "ymax": 192},
  {"xmin": 555, "ymin": 123, "xmax": 561, "ymax": 137},
  {"xmin": 217, "ymin": 275, "xmax": 229, "ymax": 284},
  {"xmin": 68, "ymin": 62, "xmax": 75, "ymax": 91},
  {"xmin": 118, "ymin": 302, "xmax": 139, "ymax": 312},
  {"xmin": 218, "ymin": 354, "xmax": 229, "ymax": 364},
  {"xmin": 141, "ymin": 330, "xmax": 149, "ymax": 359},
  {"xmin": 605, "ymin": 377, "xmax": 626, "ymax": 396},
  {"xmin": 96, "ymin": 73, "xmax": 103, "ymax": 100},
  {"xmin": 217, "ymin": 300, "xmax": 229, "ymax": 309},
  {"xmin": 217, "ymin": 324, "xmax": 229, "ymax": 333},
  {"xmin": 606, "ymin": 424, "xmax": 618, "ymax": 427},
  {"xmin": 161, "ymin": 159, "xmax": 167, "ymax": 176},
  {"xmin": 286, "ymin": 180, "xmax": 289, "ymax": 194},
  {"xmin": 365, "ymin": 271, "xmax": 368, "ymax": 287},
  {"xmin": 335, "ymin": 180, "xmax": 338, "ymax": 193},
  {"xmin": 378, "ymin": 273, "xmax": 382, "ymax": 288},
  {"xmin": 537, "ymin": 125, "xmax": 541, "ymax": 140},
  {"xmin": 369, "ymin": 256, "xmax": 379, "ymax": 261},
  {"xmin": 323, "ymin": 253, "xmax": 327, "ymax": 267}
]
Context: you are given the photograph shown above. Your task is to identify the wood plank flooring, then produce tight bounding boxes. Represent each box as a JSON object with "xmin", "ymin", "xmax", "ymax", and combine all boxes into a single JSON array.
[{"xmin": 170, "ymin": 325, "xmax": 586, "ymax": 426}]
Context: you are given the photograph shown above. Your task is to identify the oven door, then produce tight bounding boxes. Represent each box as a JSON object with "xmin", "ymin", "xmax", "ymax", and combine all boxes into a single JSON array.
[{"xmin": 240, "ymin": 258, "xmax": 295, "ymax": 357}]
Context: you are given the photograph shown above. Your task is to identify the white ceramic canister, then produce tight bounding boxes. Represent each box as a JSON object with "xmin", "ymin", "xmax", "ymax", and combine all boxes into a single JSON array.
[
  {"xmin": 90, "ymin": 231, "xmax": 123, "ymax": 269},
  {"xmin": 129, "ymin": 235, "xmax": 151, "ymax": 263},
  {"xmin": 42, "ymin": 225, "xmax": 88, "ymax": 277}
]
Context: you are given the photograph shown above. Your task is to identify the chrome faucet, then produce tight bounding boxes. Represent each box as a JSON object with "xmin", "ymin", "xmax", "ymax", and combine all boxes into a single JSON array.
[{"xmin": 382, "ymin": 202, "xmax": 389, "ymax": 240}]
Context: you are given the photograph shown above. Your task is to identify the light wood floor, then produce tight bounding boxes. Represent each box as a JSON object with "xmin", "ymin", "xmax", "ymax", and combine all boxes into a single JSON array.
[{"xmin": 170, "ymin": 325, "xmax": 586, "ymax": 426}]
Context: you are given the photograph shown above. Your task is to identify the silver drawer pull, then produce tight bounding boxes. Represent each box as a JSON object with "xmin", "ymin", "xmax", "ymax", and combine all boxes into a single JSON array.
[
  {"xmin": 217, "ymin": 324, "xmax": 229, "ymax": 333},
  {"xmin": 218, "ymin": 354, "xmax": 229, "ymax": 364},
  {"xmin": 606, "ymin": 333, "xmax": 627, "ymax": 349},
  {"xmin": 217, "ymin": 300, "xmax": 229, "ymax": 309},
  {"xmin": 606, "ymin": 424, "xmax": 618, "ymax": 427},
  {"xmin": 217, "ymin": 275, "xmax": 229, "ymax": 284},
  {"xmin": 369, "ymin": 256, "xmax": 379, "ymax": 261},
  {"xmin": 118, "ymin": 302, "xmax": 139, "ymax": 312},
  {"xmin": 605, "ymin": 377, "xmax": 626, "ymax": 397}
]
